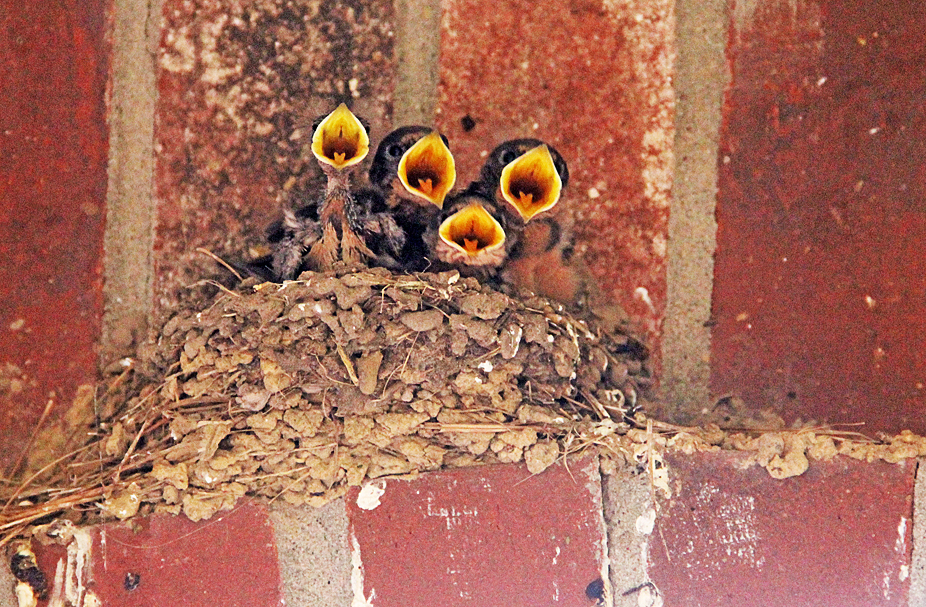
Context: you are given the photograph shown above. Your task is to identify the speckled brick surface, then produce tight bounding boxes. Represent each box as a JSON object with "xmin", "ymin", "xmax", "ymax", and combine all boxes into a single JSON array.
[
  {"xmin": 346, "ymin": 456, "xmax": 607, "ymax": 607},
  {"xmin": 710, "ymin": 0, "xmax": 926, "ymax": 433},
  {"xmin": 30, "ymin": 502, "xmax": 282, "ymax": 607},
  {"xmin": 0, "ymin": 1, "xmax": 109, "ymax": 469},
  {"xmin": 649, "ymin": 452, "xmax": 915, "ymax": 607},
  {"xmin": 153, "ymin": 0, "xmax": 397, "ymax": 318},
  {"xmin": 436, "ymin": 0, "xmax": 675, "ymax": 359}
]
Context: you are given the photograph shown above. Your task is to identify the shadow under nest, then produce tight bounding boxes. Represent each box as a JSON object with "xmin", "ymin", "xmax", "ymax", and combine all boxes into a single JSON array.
[{"xmin": 0, "ymin": 265, "xmax": 654, "ymax": 541}]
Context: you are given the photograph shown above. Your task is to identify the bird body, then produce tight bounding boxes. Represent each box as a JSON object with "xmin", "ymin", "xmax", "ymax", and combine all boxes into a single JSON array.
[
  {"xmin": 269, "ymin": 204, "xmax": 322, "ymax": 281},
  {"xmin": 469, "ymin": 139, "xmax": 585, "ymax": 303},
  {"xmin": 299, "ymin": 103, "xmax": 374, "ymax": 272},
  {"xmin": 502, "ymin": 216, "xmax": 582, "ymax": 304},
  {"xmin": 365, "ymin": 126, "xmax": 456, "ymax": 270},
  {"xmin": 424, "ymin": 190, "xmax": 510, "ymax": 280},
  {"xmin": 468, "ymin": 139, "xmax": 569, "ymax": 259},
  {"xmin": 306, "ymin": 171, "xmax": 376, "ymax": 270},
  {"xmin": 246, "ymin": 122, "xmax": 588, "ymax": 305}
]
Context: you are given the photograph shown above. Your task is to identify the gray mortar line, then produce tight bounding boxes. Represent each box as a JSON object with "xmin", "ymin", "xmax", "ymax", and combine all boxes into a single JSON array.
[
  {"xmin": 101, "ymin": 0, "xmax": 161, "ymax": 363},
  {"xmin": 660, "ymin": 0, "xmax": 728, "ymax": 414},
  {"xmin": 910, "ymin": 460, "xmax": 926, "ymax": 603},
  {"xmin": 391, "ymin": 0, "xmax": 442, "ymax": 127},
  {"xmin": 602, "ymin": 470, "xmax": 655, "ymax": 607},
  {"xmin": 271, "ymin": 500, "xmax": 354, "ymax": 607}
]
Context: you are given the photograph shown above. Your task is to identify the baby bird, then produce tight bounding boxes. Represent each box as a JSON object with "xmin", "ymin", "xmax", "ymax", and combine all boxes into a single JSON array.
[
  {"xmin": 472, "ymin": 138, "xmax": 569, "ymax": 244},
  {"xmin": 269, "ymin": 202, "xmax": 321, "ymax": 281},
  {"xmin": 364, "ymin": 126, "xmax": 456, "ymax": 270},
  {"xmin": 474, "ymin": 139, "xmax": 583, "ymax": 304},
  {"xmin": 502, "ymin": 216, "xmax": 582, "ymax": 304},
  {"xmin": 304, "ymin": 103, "xmax": 376, "ymax": 271},
  {"xmin": 351, "ymin": 187, "xmax": 407, "ymax": 270},
  {"xmin": 426, "ymin": 190, "xmax": 509, "ymax": 279}
]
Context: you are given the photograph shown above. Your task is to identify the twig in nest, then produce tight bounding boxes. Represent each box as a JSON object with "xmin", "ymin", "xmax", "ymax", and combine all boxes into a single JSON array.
[
  {"xmin": 206, "ymin": 280, "xmax": 243, "ymax": 298},
  {"xmin": 312, "ymin": 356, "xmax": 352, "ymax": 387},
  {"xmin": 113, "ymin": 418, "xmax": 150, "ymax": 484},
  {"xmin": 380, "ymin": 331, "xmax": 420, "ymax": 398},
  {"xmin": 336, "ymin": 344, "xmax": 359, "ymax": 386},
  {"xmin": 1, "ymin": 442, "xmax": 100, "ymax": 516},
  {"xmin": 196, "ymin": 247, "xmax": 244, "ymax": 281},
  {"xmin": 4, "ymin": 397, "xmax": 56, "ymax": 481},
  {"xmin": 268, "ymin": 469, "xmax": 318, "ymax": 504},
  {"xmin": 473, "ymin": 347, "xmax": 502, "ymax": 363},
  {"xmin": 101, "ymin": 358, "xmax": 136, "ymax": 399},
  {"xmin": 422, "ymin": 422, "xmax": 529, "ymax": 433},
  {"xmin": 579, "ymin": 390, "xmax": 610, "ymax": 420}
]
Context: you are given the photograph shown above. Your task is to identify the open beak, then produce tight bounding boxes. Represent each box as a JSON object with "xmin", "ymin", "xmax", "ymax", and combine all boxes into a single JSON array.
[
  {"xmin": 437, "ymin": 203, "xmax": 506, "ymax": 266},
  {"xmin": 398, "ymin": 131, "xmax": 456, "ymax": 208},
  {"xmin": 499, "ymin": 144, "xmax": 563, "ymax": 221},
  {"xmin": 311, "ymin": 103, "xmax": 370, "ymax": 169}
]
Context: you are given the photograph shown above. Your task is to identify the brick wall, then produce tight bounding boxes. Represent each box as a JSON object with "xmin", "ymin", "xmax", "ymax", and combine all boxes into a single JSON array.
[
  {"xmin": 2, "ymin": 0, "xmax": 926, "ymax": 604},
  {"xmin": 7, "ymin": 0, "xmax": 925, "ymax": 459},
  {"xmin": 0, "ymin": 0, "xmax": 110, "ymax": 471}
]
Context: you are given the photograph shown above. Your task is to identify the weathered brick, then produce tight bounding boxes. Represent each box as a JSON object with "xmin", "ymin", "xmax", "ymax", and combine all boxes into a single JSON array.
[
  {"xmin": 711, "ymin": 0, "xmax": 926, "ymax": 433},
  {"xmin": 31, "ymin": 502, "xmax": 282, "ymax": 606},
  {"xmin": 0, "ymin": 1, "xmax": 109, "ymax": 469},
  {"xmin": 153, "ymin": 0, "xmax": 398, "ymax": 317},
  {"xmin": 346, "ymin": 456, "xmax": 607, "ymax": 606},
  {"xmin": 650, "ymin": 452, "xmax": 915, "ymax": 606}
]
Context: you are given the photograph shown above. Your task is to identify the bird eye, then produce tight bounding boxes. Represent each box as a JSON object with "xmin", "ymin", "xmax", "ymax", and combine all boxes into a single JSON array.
[
  {"xmin": 500, "ymin": 149, "xmax": 517, "ymax": 164},
  {"xmin": 387, "ymin": 144, "xmax": 404, "ymax": 158}
]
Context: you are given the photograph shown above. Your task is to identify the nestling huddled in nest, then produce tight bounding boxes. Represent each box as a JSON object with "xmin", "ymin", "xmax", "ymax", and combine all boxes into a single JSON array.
[{"xmin": 245, "ymin": 103, "xmax": 586, "ymax": 306}]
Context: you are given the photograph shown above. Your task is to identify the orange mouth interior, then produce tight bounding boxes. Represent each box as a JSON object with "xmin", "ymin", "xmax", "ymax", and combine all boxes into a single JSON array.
[
  {"xmin": 398, "ymin": 132, "xmax": 456, "ymax": 208},
  {"xmin": 499, "ymin": 144, "xmax": 563, "ymax": 221},
  {"xmin": 311, "ymin": 103, "xmax": 370, "ymax": 169},
  {"xmin": 439, "ymin": 203, "xmax": 505, "ymax": 255}
]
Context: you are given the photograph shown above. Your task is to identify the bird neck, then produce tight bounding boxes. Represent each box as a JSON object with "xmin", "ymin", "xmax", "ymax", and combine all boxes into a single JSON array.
[
  {"xmin": 319, "ymin": 168, "xmax": 355, "ymax": 228},
  {"xmin": 324, "ymin": 166, "xmax": 352, "ymax": 195}
]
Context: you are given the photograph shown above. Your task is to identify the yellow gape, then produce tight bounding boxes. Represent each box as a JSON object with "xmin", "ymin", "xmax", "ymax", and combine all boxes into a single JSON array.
[
  {"xmin": 499, "ymin": 144, "xmax": 563, "ymax": 221},
  {"xmin": 438, "ymin": 203, "xmax": 506, "ymax": 265},
  {"xmin": 311, "ymin": 103, "xmax": 370, "ymax": 170},
  {"xmin": 398, "ymin": 131, "xmax": 456, "ymax": 209}
]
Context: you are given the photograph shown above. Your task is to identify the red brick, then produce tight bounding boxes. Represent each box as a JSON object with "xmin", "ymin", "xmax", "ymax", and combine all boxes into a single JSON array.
[
  {"xmin": 0, "ymin": 1, "xmax": 109, "ymax": 468},
  {"xmin": 346, "ymin": 456, "xmax": 607, "ymax": 606},
  {"xmin": 153, "ymin": 0, "xmax": 397, "ymax": 318},
  {"xmin": 711, "ymin": 0, "xmax": 926, "ymax": 433},
  {"xmin": 649, "ymin": 452, "xmax": 915, "ymax": 606},
  {"xmin": 32, "ymin": 502, "xmax": 282, "ymax": 607},
  {"xmin": 437, "ymin": 0, "xmax": 674, "ymax": 359}
]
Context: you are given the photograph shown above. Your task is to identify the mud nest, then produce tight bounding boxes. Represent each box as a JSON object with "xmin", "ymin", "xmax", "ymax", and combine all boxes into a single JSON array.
[{"xmin": 1, "ymin": 266, "xmax": 654, "ymax": 535}]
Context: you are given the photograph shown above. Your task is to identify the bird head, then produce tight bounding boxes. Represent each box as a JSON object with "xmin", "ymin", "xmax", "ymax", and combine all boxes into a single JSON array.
[
  {"xmin": 435, "ymin": 194, "xmax": 507, "ymax": 267},
  {"xmin": 479, "ymin": 139, "xmax": 569, "ymax": 222},
  {"xmin": 370, "ymin": 127, "xmax": 455, "ymax": 209},
  {"xmin": 311, "ymin": 103, "xmax": 370, "ymax": 170},
  {"xmin": 398, "ymin": 132, "xmax": 456, "ymax": 209}
]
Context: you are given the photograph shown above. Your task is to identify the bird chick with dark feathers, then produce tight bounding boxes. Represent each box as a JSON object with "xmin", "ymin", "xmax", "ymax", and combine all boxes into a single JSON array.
[
  {"xmin": 351, "ymin": 187, "xmax": 407, "ymax": 270},
  {"xmin": 502, "ymin": 215, "xmax": 583, "ymax": 304},
  {"xmin": 360, "ymin": 126, "xmax": 456, "ymax": 270},
  {"xmin": 260, "ymin": 120, "xmax": 455, "ymax": 280},
  {"xmin": 268, "ymin": 202, "xmax": 321, "ymax": 282},
  {"xmin": 424, "ymin": 189, "xmax": 509, "ymax": 281},
  {"xmin": 472, "ymin": 139, "xmax": 583, "ymax": 304},
  {"xmin": 303, "ymin": 103, "xmax": 378, "ymax": 272},
  {"xmin": 472, "ymin": 138, "xmax": 569, "ymax": 230}
]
